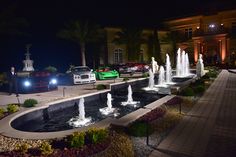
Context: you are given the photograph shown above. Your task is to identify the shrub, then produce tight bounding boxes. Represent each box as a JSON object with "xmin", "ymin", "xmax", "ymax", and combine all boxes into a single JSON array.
[
  {"xmin": 202, "ymin": 74, "xmax": 210, "ymax": 80},
  {"xmin": 95, "ymin": 132, "xmax": 134, "ymax": 157},
  {"xmin": 193, "ymin": 85, "xmax": 205, "ymax": 94},
  {"xmin": 68, "ymin": 132, "xmax": 85, "ymax": 148},
  {"xmin": 142, "ymin": 73, "xmax": 149, "ymax": 78},
  {"xmin": 192, "ymin": 79, "xmax": 205, "ymax": 86},
  {"xmin": 0, "ymin": 72, "xmax": 8, "ymax": 85},
  {"xmin": 127, "ymin": 122, "xmax": 153, "ymax": 137},
  {"xmin": 23, "ymin": 99, "xmax": 38, "ymax": 107},
  {"xmin": 40, "ymin": 142, "xmax": 53, "ymax": 155},
  {"xmin": 16, "ymin": 143, "xmax": 29, "ymax": 154},
  {"xmin": 180, "ymin": 87, "xmax": 195, "ymax": 96},
  {"xmin": 0, "ymin": 107, "xmax": 6, "ymax": 117},
  {"xmin": 7, "ymin": 104, "xmax": 19, "ymax": 113},
  {"xmin": 44, "ymin": 66, "xmax": 57, "ymax": 73},
  {"xmin": 86, "ymin": 128, "xmax": 109, "ymax": 144},
  {"xmin": 96, "ymin": 84, "xmax": 107, "ymax": 90},
  {"xmin": 122, "ymin": 77, "xmax": 129, "ymax": 82}
]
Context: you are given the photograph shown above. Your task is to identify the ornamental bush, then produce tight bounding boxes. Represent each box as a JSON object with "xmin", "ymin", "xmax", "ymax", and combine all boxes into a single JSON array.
[
  {"xmin": 96, "ymin": 84, "xmax": 107, "ymax": 90},
  {"xmin": 40, "ymin": 142, "xmax": 53, "ymax": 155},
  {"xmin": 122, "ymin": 77, "xmax": 129, "ymax": 82},
  {"xmin": 193, "ymin": 85, "xmax": 205, "ymax": 94},
  {"xmin": 68, "ymin": 132, "xmax": 85, "ymax": 148},
  {"xmin": 7, "ymin": 104, "xmax": 19, "ymax": 113},
  {"xmin": 16, "ymin": 143, "xmax": 30, "ymax": 154},
  {"xmin": 86, "ymin": 128, "xmax": 109, "ymax": 144},
  {"xmin": 0, "ymin": 107, "xmax": 5, "ymax": 117},
  {"xmin": 180, "ymin": 87, "xmax": 195, "ymax": 96},
  {"xmin": 23, "ymin": 99, "xmax": 38, "ymax": 107},
  {"xmin": 127, "ymin": 122, "xmax": 153, "ymax": 137}
]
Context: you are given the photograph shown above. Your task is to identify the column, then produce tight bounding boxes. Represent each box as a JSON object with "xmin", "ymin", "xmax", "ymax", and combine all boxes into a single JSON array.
[
  {"xmin": 221, "ymin": 38, "xmax": 226, "ymax": 63},
  {"xmin": 194, "ymin": 41, "xmax": 200, "ymax": 63}
]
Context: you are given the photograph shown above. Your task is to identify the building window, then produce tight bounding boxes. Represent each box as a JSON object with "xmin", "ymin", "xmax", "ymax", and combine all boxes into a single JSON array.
[
  {"xmin": 185, "ymin": 28, "xmax": 192, "ymax": 39},
  {"xmin": 114, "ymin": 48, "xmax": 123, "ymax": 64}
]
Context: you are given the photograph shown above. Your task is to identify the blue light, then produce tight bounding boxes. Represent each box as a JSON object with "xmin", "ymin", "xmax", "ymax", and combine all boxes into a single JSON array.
[{"xmin": 24, "ymin": 81, "xmax": 31, "ymax": 87}]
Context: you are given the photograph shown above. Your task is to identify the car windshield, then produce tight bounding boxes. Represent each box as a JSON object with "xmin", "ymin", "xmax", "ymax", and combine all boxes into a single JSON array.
[
  {"xmin": 97, "ymin": 67, "xmax": 111, "ymax": 72},
  {"xmin": 72, "ymin": 67, "xmax": 90, "ymax": 72}
]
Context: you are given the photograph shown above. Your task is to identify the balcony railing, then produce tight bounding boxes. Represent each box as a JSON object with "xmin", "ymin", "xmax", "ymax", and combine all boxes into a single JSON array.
[{"xmin": 193, "ymin": 27, "xmax": 228, "ymax": 37}]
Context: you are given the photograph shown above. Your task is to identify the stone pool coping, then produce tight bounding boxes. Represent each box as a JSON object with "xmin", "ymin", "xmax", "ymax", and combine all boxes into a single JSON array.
[
  {"xmin": 0, "ymin": 94, "xmax": 174, "ymax": 139},
  {"xmin": 0, "ymin": 76, "xmax": 186, "ymax": 140}
]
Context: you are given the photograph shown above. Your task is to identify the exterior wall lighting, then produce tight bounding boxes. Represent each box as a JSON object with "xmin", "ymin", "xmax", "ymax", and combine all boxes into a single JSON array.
[{"xmin": 209, "ymin": 24, "xmax": 215, "ymax": 28}]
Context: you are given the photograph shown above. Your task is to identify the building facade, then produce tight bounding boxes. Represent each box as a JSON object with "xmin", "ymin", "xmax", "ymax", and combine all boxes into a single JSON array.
[
  {"xmin": 164, "ymin": 9, "xmax": 236, "ymax": 65},
  {"xmin": 103, "ymin": 27, "xmax": 172, "ymax": 65}
]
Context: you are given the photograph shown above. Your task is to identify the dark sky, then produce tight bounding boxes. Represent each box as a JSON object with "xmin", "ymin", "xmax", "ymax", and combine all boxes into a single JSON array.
[{"xmin": 1, "ymin": 0, "xmax": 236, "ymax": 72}]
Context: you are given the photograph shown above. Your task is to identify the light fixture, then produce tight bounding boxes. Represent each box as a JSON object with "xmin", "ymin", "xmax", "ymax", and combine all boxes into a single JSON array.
[
  {"xmin": 221, "ymin": 23, "xmax": 224, "ymax": 26},
  {"xmin": 197, "ymin": 26, "xmax": 200, "ymax": 29},
  {"xmin": 50, "ymin": 78, "xmax": 57, "ymax": 84},
  {"xmin": 24, "ymin": 80, "xmax": 31, "ymax": 87},
  {"xmin": 209, "ymin": 24, "xmax": 215, "ymax": 28}
]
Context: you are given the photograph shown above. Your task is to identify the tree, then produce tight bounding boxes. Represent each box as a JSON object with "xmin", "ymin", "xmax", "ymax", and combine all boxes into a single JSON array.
[
  {"xmin": 147, "ymin": 28, "xmax": 163, "ymax": 65},
  {"xmin": 162, "ymin": 31, "xmax": 182, "ymax": 66},
  {"xmin": 57, "ymin": 20, "xmax": 102, "ymax": 66},
  {"xmin": 113, "ymin": 27, "xmax": 145, "ymax": 62}
]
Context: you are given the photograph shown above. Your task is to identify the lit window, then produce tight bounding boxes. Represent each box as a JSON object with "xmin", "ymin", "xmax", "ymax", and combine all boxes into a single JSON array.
[{"xmin": 114, "ymin": 48, "xmax": 123, "ymax": 64}]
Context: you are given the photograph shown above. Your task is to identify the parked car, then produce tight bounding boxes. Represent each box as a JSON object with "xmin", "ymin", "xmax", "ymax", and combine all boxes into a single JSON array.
[
  {"xmin": 94, "ymin": 66, "xmax": 119, "ymax": 80},
  {"xmin": 66, "ymin": 66, "xmax": 96, "ymax": 84},
  {"xmin": 118, "ymin": 62, "xmax": 149, "ymax": 74},
  {"xmin": 17, "ymin": 71, "xmax": 58, "ymax": 93}
]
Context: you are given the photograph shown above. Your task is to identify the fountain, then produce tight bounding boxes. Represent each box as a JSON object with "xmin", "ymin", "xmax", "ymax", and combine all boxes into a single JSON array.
[
  {"xmin": 196, "ymin": 54, "xmax": 205, "ymax": 77},
  {"xmin": 158, "ymin": 66, "xmax": 165, "ymax": 85},
  {"xmin": 148, "ymin": 69, "xmax": 155, "ymax": 89},
  {"xmin": 143, "ymin": 69, "xmax": 159, "ymax": 91},
  {"xmin": 175, "ymin": 48, "xmax": 193, "ymax": 78},
  {"xmin": 99, "ymin": 93, "xmax": 117, "ymax": 116},
  {"xmin": 121, "ymin": 85, "xmax": 140, "ymax": 107},
  {"xmin": 68, "ymin": 98, "xmax": 92, "ymax": 127},
  {"xmin": 151, "ymin": 57, "xmax": 159, "ymax": 74},
  {"xmin": 166, "ymin": 54, "xmax": 172, "ymax": 84}
]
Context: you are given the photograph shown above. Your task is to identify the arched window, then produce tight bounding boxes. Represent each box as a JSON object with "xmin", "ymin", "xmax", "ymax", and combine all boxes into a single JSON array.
[{"xmin": 114, "ymin": 48, "xmax": 123, "ymax": 64}]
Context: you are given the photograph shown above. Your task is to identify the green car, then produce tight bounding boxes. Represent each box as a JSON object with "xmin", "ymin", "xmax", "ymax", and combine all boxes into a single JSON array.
[{"xmin": 94, "ymin": 67, "xmax": 119, "ymax": 80}]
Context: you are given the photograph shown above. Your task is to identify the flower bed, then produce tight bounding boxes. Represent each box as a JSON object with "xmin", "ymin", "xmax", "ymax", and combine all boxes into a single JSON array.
[{"xmin": 0, "ymin": 128, "xmax": 111, "ymax": 157}]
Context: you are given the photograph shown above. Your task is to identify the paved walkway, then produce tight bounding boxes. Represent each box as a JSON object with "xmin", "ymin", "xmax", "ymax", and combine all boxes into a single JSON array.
[
  {"xmin": 0, "ymin": 79, "xmax": 123, "ymax": 107},
  {"xmin": 149, "ymin": 70, "xmax": 236, "ymax": 157}
]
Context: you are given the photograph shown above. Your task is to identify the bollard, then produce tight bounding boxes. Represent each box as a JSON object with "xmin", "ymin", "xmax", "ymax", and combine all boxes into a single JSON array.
[
  {"xmin": 16, "ymin": 95, "xmax": 20, "ymax": 104},
  {"xmin": 63, "ymin": 87, "xmax": 66, "ymax": 97}
]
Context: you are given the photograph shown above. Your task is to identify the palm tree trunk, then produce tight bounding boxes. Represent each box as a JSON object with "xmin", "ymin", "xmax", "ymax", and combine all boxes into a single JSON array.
[{"xmin": 80, "ymin": 42, "xmax": 86, "ymax": 66}]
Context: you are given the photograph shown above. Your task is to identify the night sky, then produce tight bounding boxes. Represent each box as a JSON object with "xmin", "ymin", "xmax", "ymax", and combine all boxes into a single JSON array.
[{"xmin": 0, "ymin": 0, "xmax": 236, "ymax": 72}]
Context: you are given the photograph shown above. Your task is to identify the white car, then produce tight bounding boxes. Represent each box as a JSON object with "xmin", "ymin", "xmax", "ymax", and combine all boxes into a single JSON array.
[{"xmin": 67, "ymin": 66, "xmax": 96, "ymax": 84}]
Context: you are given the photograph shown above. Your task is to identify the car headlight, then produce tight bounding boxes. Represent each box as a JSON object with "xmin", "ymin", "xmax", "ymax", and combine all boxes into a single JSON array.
[
  {"xmin": 24, "ymin": 80, "xmax": 31, "ymax": 87},
  {"xmin": 50, "ymin": 78, "xmax": 57, "ymax": 84}
]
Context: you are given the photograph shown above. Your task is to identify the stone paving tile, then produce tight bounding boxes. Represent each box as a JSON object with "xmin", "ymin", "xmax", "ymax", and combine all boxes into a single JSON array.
[{"xmin": 154, "ymin": 70, "xmax": 231, "ymax": 157}]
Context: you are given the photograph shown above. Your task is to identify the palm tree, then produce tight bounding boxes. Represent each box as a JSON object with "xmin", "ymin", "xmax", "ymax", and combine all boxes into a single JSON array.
[
  {"xmin": 113, "ymin": 27, "xmax": 145, "ymax": 62},
  {"xmin": 57, "ymin": 20, "xmax": 102, "ymax": 66}
]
